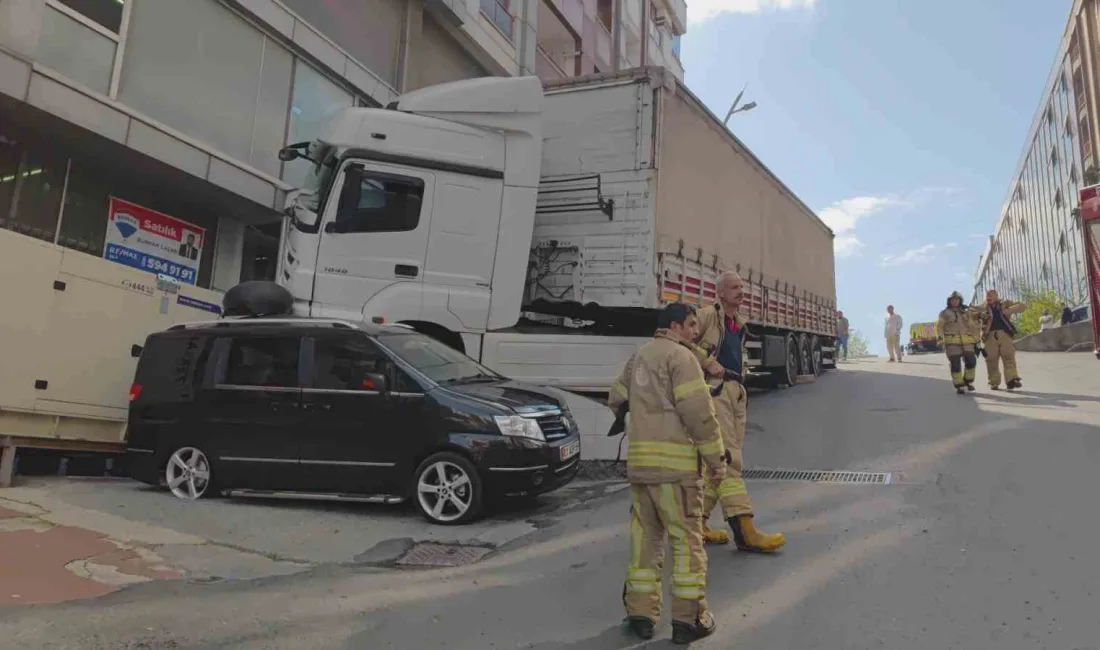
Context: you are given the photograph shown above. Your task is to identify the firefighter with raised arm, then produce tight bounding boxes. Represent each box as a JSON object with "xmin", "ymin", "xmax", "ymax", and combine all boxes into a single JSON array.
[
  {"xmin": 937, "ymin": 291, "xmax": 979, "ymax": 394},
  {"xmin": 976, "ymin": 289, "xmax": 1027, "ymax": 390},
  {"xmin": 607, "ymin": 303, "xmax": 727, "ymax": 645},
  {"xmin": 689, "ymin": 271, "xmax": 786, "ymax": 553}
]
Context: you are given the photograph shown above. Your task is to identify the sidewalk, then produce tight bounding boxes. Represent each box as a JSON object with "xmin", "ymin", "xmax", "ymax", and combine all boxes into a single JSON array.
[{"xmin": 0, "ymin": 497, "xmax": 183, "ymax": 606}]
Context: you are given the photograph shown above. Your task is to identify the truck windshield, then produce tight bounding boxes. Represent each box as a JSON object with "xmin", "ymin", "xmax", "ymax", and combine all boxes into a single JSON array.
[
  {"xmin": 295, "ymin": 143, "xmax": 338, "ymax": 213},
  {"xmin": 376, "ymin": 332, "xmax": 500, "ymax": 385}
]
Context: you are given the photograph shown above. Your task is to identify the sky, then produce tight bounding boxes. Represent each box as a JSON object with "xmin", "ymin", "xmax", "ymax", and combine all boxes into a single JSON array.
[{"xmin": 679, "ymin": 0, "xmax": 1070, "ymax": 353}]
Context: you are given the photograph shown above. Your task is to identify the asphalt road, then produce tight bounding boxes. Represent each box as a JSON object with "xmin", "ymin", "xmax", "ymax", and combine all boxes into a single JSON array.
[{"xmin": 3, "ymin": 352, "xmax": 1099, "ymax": 650}]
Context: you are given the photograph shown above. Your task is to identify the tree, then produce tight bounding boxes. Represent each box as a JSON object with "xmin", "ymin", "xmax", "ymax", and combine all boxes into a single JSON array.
[
  {"xmin": 847, "ymin": 329, "xmax": 870, "ymax": 358},
  {"xmin": 1013, "ymin": 283, "xmax": 1065, "ymax": 337}
]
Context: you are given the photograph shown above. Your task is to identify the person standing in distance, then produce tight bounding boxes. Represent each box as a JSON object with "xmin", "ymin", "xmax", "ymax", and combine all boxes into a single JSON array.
[
  {"xmin": 884, "ymin": 305, "xmax": 904, "ymax": 362},
  {"xmin": 836, "ymin": 311, "xmax": 850, "ymax": 362},
  {"xmin": 608, "ymin": 303, "xmax": 727, "ymax": 645}
]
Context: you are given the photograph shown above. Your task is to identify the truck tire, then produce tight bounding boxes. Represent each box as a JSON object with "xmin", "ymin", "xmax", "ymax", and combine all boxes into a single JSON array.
[
  {"xmin": 810, "ymin": 335, "xmax": 823, "ymax": 376},
  {"xmin": 780, "ymin": 335, "xmax": 799, "ymax": 387},
  {"xmin": 798, "ymin": 334, "xmax": 813, "ymax": 376}
]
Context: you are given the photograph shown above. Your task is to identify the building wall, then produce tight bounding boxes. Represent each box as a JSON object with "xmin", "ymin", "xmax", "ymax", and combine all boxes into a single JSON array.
[{"xmin": 975, "ymin": 0, "xmax": 1100, "ymax": 306}]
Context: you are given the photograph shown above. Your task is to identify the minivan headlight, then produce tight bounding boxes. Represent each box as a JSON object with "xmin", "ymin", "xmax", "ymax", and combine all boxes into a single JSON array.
[{"xmin": 494, "ymin": 415, "xmax": 545, "ymax": 442}]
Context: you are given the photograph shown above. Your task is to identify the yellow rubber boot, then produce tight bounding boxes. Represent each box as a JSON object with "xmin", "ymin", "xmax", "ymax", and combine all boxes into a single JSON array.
[
  {"xmin": 729, "ymin": 515, "xmax": 786, "ymax": 553},
  {"xmin": 702, "ymin": 523, "xmax": 730, "ymax": 545}
]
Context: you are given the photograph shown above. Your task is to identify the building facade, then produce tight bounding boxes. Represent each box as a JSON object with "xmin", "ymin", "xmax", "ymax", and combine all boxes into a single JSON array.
[
  {"xmin": 0, "ymin": 0, "xmax": 686, "ymax": 297},
  {"xmin": 973, "ymin": 0, "xmax": 1100, "ymax": 306}
]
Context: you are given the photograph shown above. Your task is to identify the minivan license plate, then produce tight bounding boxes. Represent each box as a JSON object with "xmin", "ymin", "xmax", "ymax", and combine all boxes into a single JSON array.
[{"xmin": 560, "ymin": 440, "xmax": 580, "ymax": 461}]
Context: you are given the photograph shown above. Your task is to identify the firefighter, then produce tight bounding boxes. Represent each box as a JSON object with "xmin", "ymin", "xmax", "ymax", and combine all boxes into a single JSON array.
[
  {"xmin": 976, "ymin": 289, "xmax": 1027, "ymax": 390},
  {"xmin": 937, "ymin": 291, "xmax": 978, "ymax": 394},
  {"xmin": 608, "ymin": 303, "xmax": 727, "ymax": 644},
  {"xmin": 690, "ymin": 271, "xmax": 786, "ymax": 553}
]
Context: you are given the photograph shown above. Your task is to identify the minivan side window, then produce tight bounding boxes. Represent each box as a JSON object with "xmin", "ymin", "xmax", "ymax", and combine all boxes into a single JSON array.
[
  {"xmin": 312, "ymin": 337, "xmax": 387, "ymax": 391},
  {"xmin": 223, "ymin": 337, "xmax": 300, "ymax": 388},
  {"xmin": 333, "ymin": 171, "xmax": 425, "ymax": 233}
]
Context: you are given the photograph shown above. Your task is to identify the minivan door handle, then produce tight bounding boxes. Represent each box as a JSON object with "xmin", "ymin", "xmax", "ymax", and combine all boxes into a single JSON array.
[{"xmin": 394, "ymin": 264, "xmax": 419, "ymax": 278}]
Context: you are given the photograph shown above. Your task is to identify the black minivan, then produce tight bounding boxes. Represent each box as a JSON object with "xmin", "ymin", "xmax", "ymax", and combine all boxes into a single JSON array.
[{"xmin": 124, "ymin": 318, "xmax": 581, "ymax": 525}]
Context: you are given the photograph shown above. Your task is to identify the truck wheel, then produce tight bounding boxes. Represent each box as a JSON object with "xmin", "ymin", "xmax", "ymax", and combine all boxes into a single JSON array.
[
  {"xmin": 781, "ymin": 335, "xmax": 799, "ymax": 386},
  {"xmin": 798, "ymin": 334, "xmax": 813, "ymax": 376},
  {"xmin": 810, "ymin": 335, "xmax": 823, "ymax": 376}
]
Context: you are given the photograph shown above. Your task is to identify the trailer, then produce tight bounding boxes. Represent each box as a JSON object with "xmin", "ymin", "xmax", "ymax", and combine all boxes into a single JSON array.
[{"xmin": 278, "ymin": 67, "xmax": 838, "ymax": 393}]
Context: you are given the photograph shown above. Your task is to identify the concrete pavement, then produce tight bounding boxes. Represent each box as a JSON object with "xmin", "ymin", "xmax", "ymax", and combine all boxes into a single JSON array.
[{"xmin": 2, "ymin": 352, "xmax": 1099, "ymax": 649}]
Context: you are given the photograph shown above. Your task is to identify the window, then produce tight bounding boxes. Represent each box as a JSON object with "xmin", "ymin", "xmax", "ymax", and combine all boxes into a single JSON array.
[
  {"xmin": 481, "ymin": 0, "xmax": 513, "ymax": 40},
  {"xmin": 1054, "ymin": 188, "xmax": 1063, "ymax": 207},
  {"xmin": 311, "ymin": 337, "xmax": 387, "ymax": 391},
  {"xmin": 283, "ymin": 62, "xmax": 354, "ymax": 188},
  {"xmin": 2, "ymin": 141, "xmax": 67, "ymax": 244},
  {"xmin": 119, "ymin": 0, "xmax": 293, "ymax": 168},
  {"xmin": 37, "ymin": 4, "xmax": 117, "ymax": 94},
  {"xmin": 54, "ymin": 0, "xmax": 123, "ymax": 33},
  {"xmin": 222, "ymin": 337, "xmax": 300, "ymax": 388},
  {"xmin": 597, "ymin": 0, "xmax": 614, "ymax": 32},
  {"xmin": 671, "ymin": 34, "xmax": 682, "ymax": 58},
  {"xmin": 333, "ymin": 171, "xmax": 425, "ymax": 233}
]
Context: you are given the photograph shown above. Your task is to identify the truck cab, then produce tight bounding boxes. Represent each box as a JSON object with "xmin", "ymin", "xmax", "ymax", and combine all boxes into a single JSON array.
[{"xmin": 278, "ymin": 76, "xmax": 544, "ymax": 352}]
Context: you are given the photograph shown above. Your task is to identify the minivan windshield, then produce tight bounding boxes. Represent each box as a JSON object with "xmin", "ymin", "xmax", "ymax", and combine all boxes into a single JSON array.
[{"xmin": 376, "ymin": 331, "xmax": 501, "ymax": 385}]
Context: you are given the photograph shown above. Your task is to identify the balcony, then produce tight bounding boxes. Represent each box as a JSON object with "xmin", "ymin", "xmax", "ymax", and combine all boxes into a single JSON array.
[{"xmin": 481, "ymin": 0, "xmax": 514, "ymax": 40}]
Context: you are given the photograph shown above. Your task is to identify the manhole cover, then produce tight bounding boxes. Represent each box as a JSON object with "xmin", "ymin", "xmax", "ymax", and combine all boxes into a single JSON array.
[
  {"xmin": 742, "ymin": 468, "xmax": 892, "ymax": 485},
  {"xmin": 396, "ymin": 543, "xmax": 491, "ymax": 568}
]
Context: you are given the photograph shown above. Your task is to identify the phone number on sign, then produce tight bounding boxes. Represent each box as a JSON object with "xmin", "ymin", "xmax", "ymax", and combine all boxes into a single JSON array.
[{"xmin": 142, "ymin": 257, "xmax": 196, "ymax": 283}]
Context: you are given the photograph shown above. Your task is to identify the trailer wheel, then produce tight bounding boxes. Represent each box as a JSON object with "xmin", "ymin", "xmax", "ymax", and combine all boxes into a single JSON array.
[
  {"xmin": 797, "ymin": 334, "xmax": 813, "ymax": 376},
  {"xmin": 781, "ymin": 335, "xmax": 799, "ymax": 387},
  {"xmin": 810, "ymin": 335, "xmax": 823, "ymax": 376}
]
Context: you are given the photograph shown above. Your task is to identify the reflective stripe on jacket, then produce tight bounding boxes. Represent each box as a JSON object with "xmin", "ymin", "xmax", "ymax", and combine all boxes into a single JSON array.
[
  {"xmin": 937, "ymin": 307, "xmax": 978, "ymax": 346},
  {"xmin": 608, "ymin": 330, "xmax": 726, "ymax": 485}
]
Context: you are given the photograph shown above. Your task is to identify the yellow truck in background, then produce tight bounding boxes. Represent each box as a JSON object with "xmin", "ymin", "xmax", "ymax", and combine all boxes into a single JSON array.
[{"xmin": 907, "ymin": 321, "xmax": 942, "ymax": 354}]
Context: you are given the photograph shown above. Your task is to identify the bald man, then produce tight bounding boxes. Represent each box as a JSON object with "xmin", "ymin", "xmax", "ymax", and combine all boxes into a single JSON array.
[{"xmin": 688, "ymin": 271, "xmax": 786, "ymax": 553}]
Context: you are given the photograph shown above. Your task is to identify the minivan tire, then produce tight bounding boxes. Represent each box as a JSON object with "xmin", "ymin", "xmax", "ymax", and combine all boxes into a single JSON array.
[
  {"xmin": 163, "ymin": 445, "xmax": 219, "ymax": 500},
  {"xmin": 412, "ymin": 451, "xmax": 484, "ymax": 525}
]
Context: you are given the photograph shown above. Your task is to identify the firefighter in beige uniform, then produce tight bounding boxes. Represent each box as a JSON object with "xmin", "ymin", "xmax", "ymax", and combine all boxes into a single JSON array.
[
  {"xmin": 690, "ymin": 271, "xmax": 786, "ymax": 552},
  {"xmin": 936, "ymin": 291, "xmax": 979, "ymax": 394},
  {"xmin": 608, "ymin": 304, "xmax": 727, "ymax": 644},
  {"xmin": 976, "ymin": 289, "xmax": 1027, "ymax": 390}
]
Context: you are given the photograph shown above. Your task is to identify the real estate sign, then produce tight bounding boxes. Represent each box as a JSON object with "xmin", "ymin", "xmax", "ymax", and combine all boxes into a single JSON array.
[{"xmin": 103, "ymin": 197, "xmax": 205, "ymax": 286}]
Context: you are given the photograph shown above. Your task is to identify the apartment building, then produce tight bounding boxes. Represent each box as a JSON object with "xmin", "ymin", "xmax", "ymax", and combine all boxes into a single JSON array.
[{"xmin": 974, "ymin": 0, "xmax": 1100, "ymax": 306}]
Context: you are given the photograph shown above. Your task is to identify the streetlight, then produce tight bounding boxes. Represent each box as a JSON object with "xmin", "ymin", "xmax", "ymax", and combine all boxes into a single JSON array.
[{"xmin": 723, "ymin": 83, "xmax": 757, "ymax": 125}]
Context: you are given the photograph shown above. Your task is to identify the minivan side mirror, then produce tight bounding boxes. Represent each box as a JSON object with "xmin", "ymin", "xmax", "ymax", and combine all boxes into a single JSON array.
[{"xmin": 362, "ymin": 373, "xmax": 388, "ymax": 393}]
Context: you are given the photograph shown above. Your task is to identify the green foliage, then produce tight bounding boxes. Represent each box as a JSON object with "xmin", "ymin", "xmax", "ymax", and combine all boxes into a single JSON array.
[
  {"xmin": 1013, "ymin": 283, "xmax": 1065, "ymax": 337},
  {"xmin": 847, "ymin": 329, "xmax": 870, "ymax": 357}
]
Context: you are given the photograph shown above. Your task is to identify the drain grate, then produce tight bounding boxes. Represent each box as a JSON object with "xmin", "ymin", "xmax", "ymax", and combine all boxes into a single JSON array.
[
  {"xmin": 742, "ymin": 468, "xmax": 892, "ymax": 485},
  {"xmin": 396, "ymin": 543, "xmax": 492, "ymax": 568}
]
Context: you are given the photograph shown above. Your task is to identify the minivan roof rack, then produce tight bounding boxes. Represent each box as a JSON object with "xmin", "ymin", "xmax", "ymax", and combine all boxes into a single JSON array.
[{"xmin": 167, "ymin": 318, "xmax": 359, "ymax": 331}]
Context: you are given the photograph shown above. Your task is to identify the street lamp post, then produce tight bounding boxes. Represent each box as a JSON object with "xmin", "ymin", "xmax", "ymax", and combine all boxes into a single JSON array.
[{"xmin": 723, "ymin": 83, "xmax": 757, "ymax": 125}]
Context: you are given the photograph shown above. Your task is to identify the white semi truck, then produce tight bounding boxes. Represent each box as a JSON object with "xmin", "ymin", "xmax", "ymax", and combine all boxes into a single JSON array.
[{"xmin": 276, "ymin": 67, "xmax": 838, "ymax": 395}]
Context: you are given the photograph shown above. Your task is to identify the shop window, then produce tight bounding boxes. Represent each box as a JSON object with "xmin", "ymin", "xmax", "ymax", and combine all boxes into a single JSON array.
[
  {"xmin": 54, "ymin": 0, "xmax": 124, "ymax": 33},
  {"xmin": 332, "ymin": 172, "xmax": 424, "ymax": 233},
  {"xmin": 0, "ymin": 133, "xmax": 21, "ymax": 223},
  {"xmin": 56, "ymin": 161, "xmax": 110, "ymax": 255},
  {"xmin": 240, "ymin": 222, "xmax": 282, "ymax": 283},
  {"xmin": 37, "ymin": 5, "xmax": 117, "ymax": 94},
  {"xmin": 283, "ymin": 62, "xmax": 354, "ymax": 189},
  {"xmin": 5, "ymin": 145, "xmax": 67, "ymax": 245}
]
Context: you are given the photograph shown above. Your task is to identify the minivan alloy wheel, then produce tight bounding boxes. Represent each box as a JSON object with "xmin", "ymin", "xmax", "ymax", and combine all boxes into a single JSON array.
[
  {"xmin": 166, "ymin": 447, "xmax": 212, "ymax": 500},
  {"xmin": 417, "ymin": 461, "xmax": 474, "ymax": 523}
]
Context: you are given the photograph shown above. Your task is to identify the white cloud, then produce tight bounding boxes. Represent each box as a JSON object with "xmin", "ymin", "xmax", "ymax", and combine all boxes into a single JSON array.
[
  {"xmin": 689, "ymin": 0, "xmax": 816, "ymax": 24},
  {"xmin": 817, "ymin": 195, "xmax": 907, "ymax": 257},
  {"xmin": 833, "ymin": 235, "xmax": 864, "ymax": 258},
  {"xmin": 880, "ymin": 242, "xmax": 958, "ymax": 267}
]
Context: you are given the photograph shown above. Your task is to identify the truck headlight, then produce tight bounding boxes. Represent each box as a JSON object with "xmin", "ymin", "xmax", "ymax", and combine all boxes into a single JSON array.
[{"xmin": 494, "ymin": 415, "xmax": 545, "ymax": 442}]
